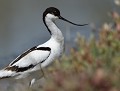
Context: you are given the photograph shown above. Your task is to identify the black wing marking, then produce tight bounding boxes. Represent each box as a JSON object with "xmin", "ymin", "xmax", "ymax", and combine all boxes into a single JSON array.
[
  {"xmin": 10, "ymin": 46, "xmax": 51, "ymax": 66},
  {"xmin": 10, "ymin": 46, "xmax": 37, "ymax": 66},
  {"xmin": 5, "ymin": 46, "xmax": 51, "ymax": 72},
  {"xmin": 37, "ymin": 47, "xmax": 51, "ymax": 51},
  {"xmin": 5, "ymin": 64, "xmax": 35, "ymax": 72}
]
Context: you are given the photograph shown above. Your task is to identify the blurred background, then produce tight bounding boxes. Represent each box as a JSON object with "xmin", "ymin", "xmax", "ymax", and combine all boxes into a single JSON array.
[
  {"xmin": 0, "ymin": 0, "xmax": 120, "ymax": 91},
  {"xmin": 0, "ymin": 0, "xmax": 118, "ymax": 67}
]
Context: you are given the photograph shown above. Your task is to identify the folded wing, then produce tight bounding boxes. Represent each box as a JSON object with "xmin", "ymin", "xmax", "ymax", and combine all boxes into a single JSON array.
[{"xmin": 0, "ymin": 46, "xmax": 51, "ymax": 79}]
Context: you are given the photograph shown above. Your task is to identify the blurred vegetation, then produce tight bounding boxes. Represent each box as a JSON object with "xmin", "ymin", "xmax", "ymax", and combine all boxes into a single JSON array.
[{"xmin": 38, "ymin": 11, "xmax": 120, "ymax": 91}]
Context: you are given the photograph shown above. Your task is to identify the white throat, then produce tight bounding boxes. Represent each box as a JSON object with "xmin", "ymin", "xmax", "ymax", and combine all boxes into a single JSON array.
[{"xmin": 45, "ymin": 14, "xmax": 64, "ymax": 42}]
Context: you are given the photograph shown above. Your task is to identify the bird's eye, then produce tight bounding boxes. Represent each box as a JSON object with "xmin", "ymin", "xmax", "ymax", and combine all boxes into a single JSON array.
[
  {"xmin": 54, "ymin": 11, "xmax": 57, "ymax": 13},
  {"xmin": 51, "ymin": 10, "xmax": 60, "ymax": 16}
]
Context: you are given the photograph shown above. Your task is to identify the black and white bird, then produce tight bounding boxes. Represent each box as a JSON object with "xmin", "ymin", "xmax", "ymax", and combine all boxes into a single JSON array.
[{"xmin": 0, "ymin": 7, "xmax": 87, "ymax": 85}]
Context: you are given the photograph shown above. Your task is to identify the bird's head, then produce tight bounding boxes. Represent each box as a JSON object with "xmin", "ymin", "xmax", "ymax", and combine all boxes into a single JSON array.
[{"xmin": 43, "ymin": 7, "xmax": 88, "ymax": 26}]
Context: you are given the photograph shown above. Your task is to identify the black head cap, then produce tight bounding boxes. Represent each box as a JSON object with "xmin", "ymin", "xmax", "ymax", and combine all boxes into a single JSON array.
[
  {"xmin": 43, "ymin": 7, "xmax": 88, "ymax": 35},
  {"xmin": 43, "ymin": 7, "xmax": 60, "ymax": 19}
]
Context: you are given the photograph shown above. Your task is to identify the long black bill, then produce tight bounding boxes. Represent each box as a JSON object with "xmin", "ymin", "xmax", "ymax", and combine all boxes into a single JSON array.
[{"xmin": 59, "ymin": 16, "xmax": 88, "ymax": 26}]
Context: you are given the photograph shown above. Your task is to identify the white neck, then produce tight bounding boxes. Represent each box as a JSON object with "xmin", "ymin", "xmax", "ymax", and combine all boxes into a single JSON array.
[{"xmin": 45, "ymin": 16, "xmax": 64, "ymax": 42}]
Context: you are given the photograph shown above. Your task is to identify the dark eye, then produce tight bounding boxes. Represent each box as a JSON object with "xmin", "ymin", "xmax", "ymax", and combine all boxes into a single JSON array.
[
  {"xmin": 54, "ymin": 11, "xmax": 57, "ymax": 13},
  {"xmin": 53, "ymin": 10, "xmax": 60, "ymax": 16}
]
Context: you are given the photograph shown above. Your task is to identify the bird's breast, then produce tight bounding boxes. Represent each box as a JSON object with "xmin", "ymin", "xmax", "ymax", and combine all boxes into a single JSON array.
[{"xmin": 40, "ymin": 38, "xmax": 64, "ymax": 68}]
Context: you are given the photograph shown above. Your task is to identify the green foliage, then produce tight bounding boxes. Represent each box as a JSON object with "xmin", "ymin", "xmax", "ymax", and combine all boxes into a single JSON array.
[{"xmin": 41, "ymin": 12, "xmax": 120, "ymax": 91}]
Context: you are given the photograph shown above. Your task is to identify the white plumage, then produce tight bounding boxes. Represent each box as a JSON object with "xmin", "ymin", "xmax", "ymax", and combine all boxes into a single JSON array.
[{"xmin": 0, "ymin": 7, "xmax": 87, "ymax": 86}]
